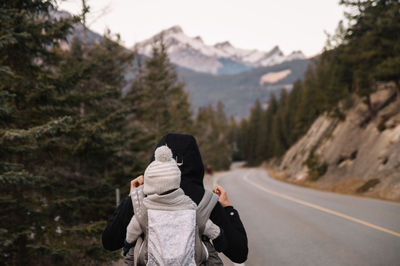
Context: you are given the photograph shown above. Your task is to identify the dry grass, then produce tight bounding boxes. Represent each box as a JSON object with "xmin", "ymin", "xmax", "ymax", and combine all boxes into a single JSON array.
[{"xmin": 261, "ymin": 165, "xmax": 400, "ymax": 203}]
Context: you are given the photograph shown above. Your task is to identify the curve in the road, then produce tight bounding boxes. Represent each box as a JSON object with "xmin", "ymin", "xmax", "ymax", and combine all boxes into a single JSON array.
[{"xmin": 243, "ymin": 170, "xmax": 400, "ymax": 238}]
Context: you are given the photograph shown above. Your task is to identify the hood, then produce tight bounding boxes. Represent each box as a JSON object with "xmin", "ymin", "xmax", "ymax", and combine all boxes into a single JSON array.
[{"xmin": 151, "ymin": 133, "xmax": 205, "ymax": 187}]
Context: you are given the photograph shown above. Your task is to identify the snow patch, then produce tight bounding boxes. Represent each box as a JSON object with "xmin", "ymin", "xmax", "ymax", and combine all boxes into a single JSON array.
[{"xmin": 259, "ymin": 69, "xmax": 292, "ymax": 85}]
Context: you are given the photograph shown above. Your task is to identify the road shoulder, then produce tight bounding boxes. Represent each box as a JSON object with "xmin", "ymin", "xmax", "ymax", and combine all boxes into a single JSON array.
[{"xmin": 262, "ymin": 163, "xmax": 400, "ymax": 203}]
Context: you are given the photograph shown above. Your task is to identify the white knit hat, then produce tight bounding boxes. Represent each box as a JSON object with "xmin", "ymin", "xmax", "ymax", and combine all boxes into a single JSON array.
[{"xmin": 143, "ymin": 145, "xmax": 181, "ymax": 195}]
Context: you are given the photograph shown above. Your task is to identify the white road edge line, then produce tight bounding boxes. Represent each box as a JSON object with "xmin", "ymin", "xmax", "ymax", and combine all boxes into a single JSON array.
[{"xmin": 243, "ymin": 171, "xmax": 400, "ymax": 238}]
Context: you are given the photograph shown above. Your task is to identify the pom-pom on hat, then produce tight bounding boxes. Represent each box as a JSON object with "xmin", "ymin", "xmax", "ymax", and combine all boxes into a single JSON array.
[{"xmin": 143, "ymin": 145, "xmax": 181, "ymax": 195}]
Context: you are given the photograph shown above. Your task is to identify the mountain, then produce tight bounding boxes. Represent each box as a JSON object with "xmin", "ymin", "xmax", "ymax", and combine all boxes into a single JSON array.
[
  {"xmin": 51, "ymin": 10, "xmax": 104, "ymax": 47},
  {"xmin": 58, "ymin": 11, "xmax": 310, "ymax": 117},
  {"xmin": 177, "ymin": 58, "xmax": 310, "ymax": 118},
  {"xmin": 134, "ymin": 25, "xmax": 306, "ymax": 75}
]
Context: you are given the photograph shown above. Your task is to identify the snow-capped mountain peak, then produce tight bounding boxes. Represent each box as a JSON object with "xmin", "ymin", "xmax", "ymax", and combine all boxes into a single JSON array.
[
  {"xmin": 163, "ymin": 25, "xmax": 184, "ymax": 35},
  {"xmin": 134, "ymin": 25, "xmax": 305, "ymax": 74},
  {"xmin": 286, "ymin": 50, "xmax": 306, "ymax": 60},
  {"xmin": 269, "ymin": 45, "xmax": 283, "ymax": 56},
  {"xmin": 214, "ymin": 41, "xmax": 233, "ymax": 48},
  {"xmin": 194, "ymin": 36, "xmax": 204, "ymax": 43}
]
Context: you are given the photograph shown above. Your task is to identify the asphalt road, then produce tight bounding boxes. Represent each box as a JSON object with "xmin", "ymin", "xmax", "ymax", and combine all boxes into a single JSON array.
[{"xmin": 204, "ymin": 166, "xmax": 400, "ymax": 266}]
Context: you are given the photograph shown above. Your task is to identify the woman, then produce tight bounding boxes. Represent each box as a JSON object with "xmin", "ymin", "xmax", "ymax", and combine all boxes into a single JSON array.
[{"xmin": 102, "ymin": 133, "xmax": 248, "ymax": 263}]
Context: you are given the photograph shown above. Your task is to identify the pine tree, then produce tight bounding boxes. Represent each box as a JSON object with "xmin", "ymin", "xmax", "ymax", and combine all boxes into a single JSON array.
[
  {"xmin": 292, "ymin": 63, "xmax": 323, "ymax": 138},
  {"xmin": 286, "ymin": 80, "xmax": 303, "ymax": 144},
  {"xmin": 227, "ymin": 116, "xmax": 242, "ymax": 161},
  {"xmin": 50, "ymin": 33, "xmax": 149, "ymax": 263},
  {"xmin": 340, "ymin": 0, "xmax": 400, "ymax": 93},
  {"xmin": 0, "ymin": 1, "xmax": 77, "ymax": 264},
  {"xmin": 245, "ymin": 100, "xmax": 264, "ymax": 165},
  {"xmin": 194, "ymin": 102, "xmax": 232, "ymax": 170},
  {"xmin": 127, "ymin": 41, "xmax": 193, "ymax": 143},
  {"xmin": 263, "ymin": 94, "xmax": 278, "ymax": 159}
]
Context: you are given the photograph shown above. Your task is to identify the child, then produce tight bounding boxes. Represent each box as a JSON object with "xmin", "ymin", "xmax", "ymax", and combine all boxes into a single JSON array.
[{"xmin": 124, "ymin": 145, "xmax": 226, "ymax": 265}]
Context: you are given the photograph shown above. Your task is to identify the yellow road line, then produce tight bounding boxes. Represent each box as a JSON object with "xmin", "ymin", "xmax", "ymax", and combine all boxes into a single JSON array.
[{"xmin": 243, "ymin": 171, "xmax": 400, "ymax": 238}]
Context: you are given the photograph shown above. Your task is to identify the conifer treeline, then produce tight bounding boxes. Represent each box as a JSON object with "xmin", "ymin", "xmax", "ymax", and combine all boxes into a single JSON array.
[
  {"xmin": 235, "ymin": 0, "xmax": 400, "ymax": 165},
  {"xmin": 194, "ymin": 102, "xmax": 233, "ymax": 171},
  {"xmin": 0, "ymin": 1, "xmax": 231, "ymax": 264},
  {"xmin": 0, "ymin": 1, "xmax": 147, "ymax": 263}
]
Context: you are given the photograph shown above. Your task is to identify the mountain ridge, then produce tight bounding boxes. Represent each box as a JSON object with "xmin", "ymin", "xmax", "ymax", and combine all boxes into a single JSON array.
[
  {"xmin": 57, "ymin": 10, "xmax": 310, "ymax": 117},
  {"xmin": 133, "ymin": 25, "xmax": 306, "ymax": 75}
]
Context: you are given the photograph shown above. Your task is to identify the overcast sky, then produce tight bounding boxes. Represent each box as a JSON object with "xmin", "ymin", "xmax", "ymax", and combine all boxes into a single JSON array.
[{"xmin": 58, "ymin": 0, "xmax": 345, "ymax": 56}]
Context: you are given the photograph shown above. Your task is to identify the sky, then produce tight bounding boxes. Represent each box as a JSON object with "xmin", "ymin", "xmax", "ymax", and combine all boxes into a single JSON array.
[{"xmin": 57, "ymin": 0, "xmax": 345, "ymax": 57}]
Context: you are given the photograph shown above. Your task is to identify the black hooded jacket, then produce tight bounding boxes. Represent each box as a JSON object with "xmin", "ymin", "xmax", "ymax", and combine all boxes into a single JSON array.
[{"xmin": 102, "ymin": 133, "xmax": 248, "ymax": 263}]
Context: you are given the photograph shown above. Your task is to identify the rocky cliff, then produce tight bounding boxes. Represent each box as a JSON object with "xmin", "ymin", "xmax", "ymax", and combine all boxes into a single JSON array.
[{"xmin": 279, "ymin": 82, "xmax": 400, "ymax": 201}]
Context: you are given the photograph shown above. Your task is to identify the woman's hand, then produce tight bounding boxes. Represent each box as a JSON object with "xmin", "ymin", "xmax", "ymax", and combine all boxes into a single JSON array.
[
  {"xmin": 130, "ymin": 175, "xmax": 144, "ymax": 190},
  {"xmin": 213, "ymin": 184, "xmax": 231, "ymax": 207}
]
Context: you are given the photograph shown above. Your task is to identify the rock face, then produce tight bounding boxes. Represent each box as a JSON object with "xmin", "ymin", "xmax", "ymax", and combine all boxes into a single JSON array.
[{"xmin": 280, "ymin": 82, "xmax": 400, "ymax": 201}]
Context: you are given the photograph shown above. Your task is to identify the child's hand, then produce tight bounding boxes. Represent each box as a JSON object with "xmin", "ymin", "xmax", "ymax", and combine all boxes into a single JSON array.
[
  {"xmin": 130, "ymin": 175, "xmax": 144, "ymax": 190},
  {"xmin": 213, "ymin": 185, "xmax": 231, "ymax": 207}
]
